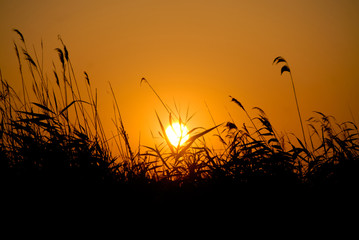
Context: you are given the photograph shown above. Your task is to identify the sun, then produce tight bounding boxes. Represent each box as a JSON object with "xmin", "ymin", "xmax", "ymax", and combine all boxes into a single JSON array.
[{"xmin": 165, "ymin": 122, "xmax": 189, "ymax": 147}]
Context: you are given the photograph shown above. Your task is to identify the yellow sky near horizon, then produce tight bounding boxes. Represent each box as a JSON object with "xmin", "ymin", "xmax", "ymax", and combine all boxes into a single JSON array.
[{"xmin": 1, "ymin": 0, "xmax": 359, "ymax": 149}]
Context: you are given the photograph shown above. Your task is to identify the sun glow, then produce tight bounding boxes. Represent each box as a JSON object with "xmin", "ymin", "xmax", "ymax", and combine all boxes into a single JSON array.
[{"xmin": 165, "ymin": 123, "xmax": 189, "ymax": 147}]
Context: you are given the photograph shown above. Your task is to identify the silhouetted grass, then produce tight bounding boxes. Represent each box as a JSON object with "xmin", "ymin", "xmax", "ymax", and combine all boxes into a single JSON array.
[{"xmin": 1, "ymin": 30, "xmax": 358, "ymax": 204}]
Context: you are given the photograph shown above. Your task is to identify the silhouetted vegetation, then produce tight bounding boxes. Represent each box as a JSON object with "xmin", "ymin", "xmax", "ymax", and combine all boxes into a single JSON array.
[{"xmin": 1, "ymin": 30, "xmax": 358, "ymax": 204}]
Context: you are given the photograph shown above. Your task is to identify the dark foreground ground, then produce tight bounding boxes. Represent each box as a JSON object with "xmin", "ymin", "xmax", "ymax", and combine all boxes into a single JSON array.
[{"xmin": 3, "ymin": 171, "xmax": 358, "ymax": 212}]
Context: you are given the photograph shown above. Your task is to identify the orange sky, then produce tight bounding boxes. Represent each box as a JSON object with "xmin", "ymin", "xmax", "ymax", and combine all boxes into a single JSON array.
[{"xmin": 1, "ymin": 0, "xmax": 359, "ymax": 149}]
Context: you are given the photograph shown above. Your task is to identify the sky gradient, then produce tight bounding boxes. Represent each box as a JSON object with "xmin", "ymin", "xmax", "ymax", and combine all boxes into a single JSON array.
[{"xmin": 1, "ymin": 0, "xmax": 359, "ymax": 148}]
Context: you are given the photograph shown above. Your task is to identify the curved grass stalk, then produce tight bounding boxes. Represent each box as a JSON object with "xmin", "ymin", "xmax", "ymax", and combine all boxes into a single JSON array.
[{"xmin": 273, "ymin": 56, "xmax": 307, "ymax": 149}]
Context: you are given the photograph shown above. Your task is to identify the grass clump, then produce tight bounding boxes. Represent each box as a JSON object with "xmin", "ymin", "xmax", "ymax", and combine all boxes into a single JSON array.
[
  {"xmin": 1, "ymin": 30, "xmax": 117, "ymax": 189},
  {"xmin": 1, "ymin": 30, "xmax": 358, "ymax": 202}
]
